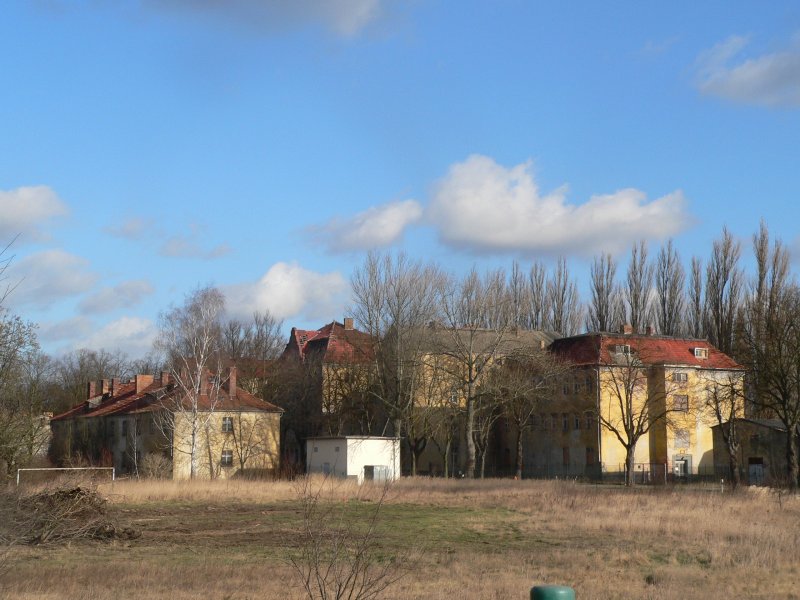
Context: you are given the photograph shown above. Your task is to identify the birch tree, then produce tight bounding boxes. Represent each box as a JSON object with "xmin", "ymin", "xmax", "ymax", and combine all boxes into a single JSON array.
[{"xmin": 156, "ymin": 286, "xmax": 226, "ymax": 479}]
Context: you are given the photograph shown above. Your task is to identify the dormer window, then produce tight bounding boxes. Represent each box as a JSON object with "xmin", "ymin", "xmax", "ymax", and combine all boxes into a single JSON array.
[
  {"xmin": 615, "ymin": 344, "xmax": 631, "ymax": 355},
  {"xmin": 694, "ymin": 347, "xmax": 708, "ymax": 359}
]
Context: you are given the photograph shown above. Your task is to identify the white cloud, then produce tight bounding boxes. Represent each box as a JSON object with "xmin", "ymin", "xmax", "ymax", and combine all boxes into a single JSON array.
[
  {"xmin": 148, "ymin": 0, "xmax": 383, "ymax": 37},
  {"xmin": 312, "ymin": 199, "xmax": 423, "ymax": 252},
  {"xmin": 38, "ymin": 317, "xmax": 94, "ymax": 343},
  {"xmin": 78, "ymin": 280, "xmax": 155, "ymax": 314},
  {"xmin": 6, "ymin": 249, "xmax": 96, "ymax": 310},
  {"xmin": 696, "ymin": 33, "xmax": 800, "ymax": 107},
  {"xmin": 224, "ymin": 262, "xmax": 348, "ymax": 322},
  {"xmin": 427, "ymin": 154, "xmax": 690, "ymax": 256},
  {"xmin": 105, "ymin": 217, "xmax": 153, "ymax": 240},
  {"xmin": 159, "ymin": 237, "xmax": 231, "ymax": 259},
  {"xmin": 73, "ymin": 316, "xmax": 157, "ymax": 358},
  {"xmin": 0, "ymin": 186, "xmax": 68, "ymax": 244}
]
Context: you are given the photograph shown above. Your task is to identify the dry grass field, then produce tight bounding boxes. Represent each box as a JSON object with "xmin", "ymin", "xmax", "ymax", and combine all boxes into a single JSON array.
[{"xmin": 2, "ymin": 477, "xmax": 799, "ymax": 599}]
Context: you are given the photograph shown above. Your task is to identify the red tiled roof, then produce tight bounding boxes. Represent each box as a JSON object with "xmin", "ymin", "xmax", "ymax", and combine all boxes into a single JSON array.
[
  {"xmin": 282, "ymin": 321, "xmax": 374, "ymax": 364},
  {"xmin": 51, "ymin": 377, "xmax": 282, "ymax": 422},
  {"xmin": 549, "ymin": 333, "xmax": 743, "ymax": 370}
]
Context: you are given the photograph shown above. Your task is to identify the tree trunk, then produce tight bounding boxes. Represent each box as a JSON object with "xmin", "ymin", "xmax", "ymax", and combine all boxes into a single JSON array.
[
  {"xmin": 625, "ymin": 448, "xmax": 635, "ymax": 487},
  {"xmin": 465, "ymin": 395, "xmax": 476, "ymax": 478},
  {"xmin": 728, "ymin": 445, "xmax": 740, "ymax": 490},
  {"xmin": 515, "ymin": 428, "xmax": 524, "ymax": 480},
  {"xmin": 787, "ymin": 431, "xmax": 799, "ymax": 492}
]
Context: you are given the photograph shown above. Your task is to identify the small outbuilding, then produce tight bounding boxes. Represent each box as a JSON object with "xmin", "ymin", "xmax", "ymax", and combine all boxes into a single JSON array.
[{"xmin": 306, "ymin": 436, "xmax": 400, "ymax": 484}]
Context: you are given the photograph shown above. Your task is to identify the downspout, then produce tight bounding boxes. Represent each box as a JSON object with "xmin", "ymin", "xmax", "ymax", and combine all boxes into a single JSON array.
[{"xmin": 596, "ymin": 364, "xmax": 602, "ymax": 479}]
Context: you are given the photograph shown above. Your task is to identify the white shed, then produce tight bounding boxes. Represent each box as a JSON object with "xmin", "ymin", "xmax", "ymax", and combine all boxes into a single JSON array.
[{"xmin": 306, "ymin": 436, "xmax": 400, "ymax": 484}]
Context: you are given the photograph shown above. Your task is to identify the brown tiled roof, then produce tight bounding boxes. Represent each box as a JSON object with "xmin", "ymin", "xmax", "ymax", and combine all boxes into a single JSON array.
[
  {"xmin": 282, "ymin": 321, "xmax": 374, "ymax": 364},
  {"xmin": 51, "ymin": 377, "xmax": 282, "ymax": 422},
  {"xmin": 549, "ymin": 333, "xmax": 743, "ymax": 370}
]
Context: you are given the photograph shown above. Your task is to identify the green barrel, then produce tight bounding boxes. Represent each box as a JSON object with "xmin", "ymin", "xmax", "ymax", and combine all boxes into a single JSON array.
[{"xmin": 530, "ymin": 585, "xmax": 576, "ymax": 600}]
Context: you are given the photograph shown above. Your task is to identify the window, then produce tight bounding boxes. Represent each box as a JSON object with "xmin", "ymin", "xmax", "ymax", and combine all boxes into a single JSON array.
[
  {"xmin": 562, "ymin": 383, "xmax": 570, "ymax": 396},
  {"xmin": 574, "ymin": 414, "xmax": 581, "ymax": 430},
  {"xmin": 221, "ymin": 449, "xmax": 233, "ymax": 467},
  {"xmin": 672, "ymin": 395, "xmax": 689, "ymax": 412},
  {"xmin": 562, "ymin": 413, "xmax": 569, "ymax": 432},
  {"xmin": 674, "ymin": 429, "xmax": 690, "ymax": 448},
  {"xmin": 585, "ymin": 411, "xmax": 595, "ymax": 430},
  {"xmin": 221, "ymin": 416, "xmax": 233, "ymax": 433},
  {"xmin": 335, "ymin": 446, "xmax": 340, "ymax": 453},
  {"xmin": 573, "ymin": 381, "xmax": 582, "ymax": 394},
  {"xmin": 551, "ymin": 413, "xmax": 558, "ymax": 431},
  {"xmin": 694, "ymin": 347, "xmax": 708, "ymax": 359},
  {"xmin": 615, "ymin": 344, "xmax": 631, "ymax": 355},
  {"xmin": 672, "ymin": 372, "xmax": 688, "ymax": 384}
]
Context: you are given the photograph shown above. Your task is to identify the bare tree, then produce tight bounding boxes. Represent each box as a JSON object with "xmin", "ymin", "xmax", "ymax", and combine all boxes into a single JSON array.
[
  {"xmin": 349, "ymin": 252, "xmax": 444, "ymax": 474},
  {"xmin": 624, "ymin": 241, "xmax": 654, "ymax": 333},
  {"xmin": 586, "ymin": 253, "xmax": 620, "ymax": 332},
  {"xmin": 705, "ymin": 227, "xmax": 743, "ymax": 355},
  {"xmin": 289, "ymin": 478, "xmax": 409, "ymax": 600},
  {"xmin": 688, "ymin": 256, "xmax": 705, "ymax": 339},
  {"xmin": 482, "ymin": 347, "xmax": 569, "ymax": 479},
  {"xmin": 156, "ymin": 286, "xmax": 226, "ymax": 479},
  {"xmin": 546, "ymin": 257, "xmax": 582, "ymax": 336},
  {"xmin": 654, "ymin": 239, "xmax": 685, "ymax": 336},
  {"xmin": 596, "ymin": 347, "xmax": 677, "ymax": 486},
  {"xmin": 700, "ymin": 371, "xmax": 746, "ymax": 489},
  {"xmin": 526, "ymin": 261, "xmax": 547, "ymax": 329}
]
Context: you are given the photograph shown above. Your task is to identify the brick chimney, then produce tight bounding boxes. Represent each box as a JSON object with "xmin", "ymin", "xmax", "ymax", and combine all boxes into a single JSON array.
[
  {"xmin": 135, "ymin": 374, "xmax": 154, "ymax": 394},
  {"xmin": 100, "ymin": 379, "xmax": 110, "ymax": 395},
  {"xmin": 199, "ymin": 370, "xmax": 208, "ymax": 397},
  {"xmin": 228, "ymin": 366, "xmax": 237, "ymax": 399},
  {"xmin": 87, "ymin": 381, "xmax": 97, "ymax": 400},
  {"xmin": 621, "ymin": 323, "xmax": 634, "ymax": 335},
  {"xmin": 110, "ymin": 378, "xmax": 121, "ymax": 397},
  {"xmin": 343, "ymin": 317, "xmax": 354, "ymax": 330},
  {"xmin": 645, "ymin": 325, "xmax": 654, "ymax": 336}
]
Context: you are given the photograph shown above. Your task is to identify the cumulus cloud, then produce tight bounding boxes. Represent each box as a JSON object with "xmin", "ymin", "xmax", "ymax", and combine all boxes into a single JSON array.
[
  {"xmin": 147, "ymin": 0, "xmax": 383, "ymax": 37},
  {"xmin": 311, "ymin": 199, "xmax": 423, "ymax": 252},
  {"xmin": 696, "ymin": 33, "xmax": 800, "ymax": 107},
  {"xmin": 78, "ymin": 280, "xmax": 155, "ymax": 314},
  {"xmin": 427, "ymin": 155, "xmax": 690, "ymax": 256},
  {"xmin": 73, "ymin": 316, "xmax": 158, "ymax": 358},
  {"xmin": 105, "ymin": 216, "xmax": 153, "ymax": 240},
  {"xmin": 6, "ymin": 249, "xmax": 96, "ymax": 310},
  {"xmin": 224, "ymin": 262, "xmax": 348, "ymax": 322},
  {"xmin": 0, "ymin": 186, "xmax": 68, "ymax": 243}
]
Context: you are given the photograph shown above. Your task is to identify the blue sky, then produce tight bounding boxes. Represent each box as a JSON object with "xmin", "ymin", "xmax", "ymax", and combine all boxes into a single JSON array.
[{"xmin": 1, "ymin": 1, "xmax": 799, "ymax": 357}]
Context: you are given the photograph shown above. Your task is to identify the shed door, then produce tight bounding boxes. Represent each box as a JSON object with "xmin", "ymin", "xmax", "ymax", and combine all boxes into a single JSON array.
[{"xmin": 748, "ymin": 457, "xmax": 764, "ymax": 486}]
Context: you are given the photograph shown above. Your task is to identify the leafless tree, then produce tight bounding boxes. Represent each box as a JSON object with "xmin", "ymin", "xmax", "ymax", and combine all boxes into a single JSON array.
[
  {"xmin": 526, "ymin": 261, "xmax": 547, "ymax": 329},
  {"xmin": 156, "ymin": 286, "xmax": 226, "ymax": 479},
  {"xmin": 546, "ymin": 257, "xmax": 582, "ymax": 336},
  {"xmin": 700, "ymin": 371, "xmax": 746, "ymax": 489},
  {"xmin": 596, "ymin": 347, "xmax": 678, "ymax": 486},
  {"xmin": 743, "ymin": 223, "xmax": 799, "ymax": 489},
  {"xmin": 51, "ymin": 349, "xmax": 131, "ymax": 413},
  {"xmin": 687, "ymin": 256, "xmax": 705, "ymax": 339},
  {"xmin": 349, "ymin": 252, "xmax": 444, "ymax": 470},
  {"xmin": 586, "ymin": 252, "xmax": 620, "ymax": 332},
  {"xmin": 705, "ymin": 227, "xmax": 743, "ymax": 355},
  {"xmin": 624, "ymin": 241, "xmax": 654, "ymax": 333},
  {"xmin": 289, "ymin": 478, "xmax": 409, "ymax": 600},
  {"xmin": 506, "ymin": 261, "xmax": 530, "ymax": 329},
  {"xmin": 654, "ymin": 239, "xmax": 685, "ymax": 336},
  {"xmin": 482, "ymin": 347, "xmax": 569, "ymax": 479}
]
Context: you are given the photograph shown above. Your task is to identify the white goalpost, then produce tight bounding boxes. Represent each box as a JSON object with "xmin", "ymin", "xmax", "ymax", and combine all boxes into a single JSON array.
[{"xmin": 16, "ymin": 467, "xmax": 116, "ymax": 486}]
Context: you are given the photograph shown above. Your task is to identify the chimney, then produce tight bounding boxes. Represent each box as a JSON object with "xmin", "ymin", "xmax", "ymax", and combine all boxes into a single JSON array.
[
  {"xmin": 111, "ymin": 377, "xmax": 121, "ymax": 397},
  {"xmin": 135, "ymin": 374, "xmax": 154, "ymax": 394},
  {"xmin": 228, "ymin": 366, "xmax": 237, "ymax": 399},
  {"xmin": 87, "ymin": 381, "xmax": 97, "ymax": 400},
  {"xmin": 645, "ymin": 325, "xmax": 654, "ymax": 336},
  {"xmin": 160, "ymin": 371, "xmax": 170, "ymax": 386},
  {"xmin": 344, "ymin": 317, "xmax": 354, "ymax": 330},
  {"xmin": 621, "ymin": 323, "xmax": 633, "ymax": 335},
  {"xmin": 100, "ymin": 379, "xmax": 110, "ymax": 395},
  {"xmin": 199, "ymin": 370, "xmax": 208, "ymax": 397}
]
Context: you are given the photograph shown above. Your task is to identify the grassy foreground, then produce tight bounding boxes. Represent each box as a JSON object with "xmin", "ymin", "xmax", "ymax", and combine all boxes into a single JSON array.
[{"xmin": 2, "ymin": 477, "xmax": 799, "ymax": 599}]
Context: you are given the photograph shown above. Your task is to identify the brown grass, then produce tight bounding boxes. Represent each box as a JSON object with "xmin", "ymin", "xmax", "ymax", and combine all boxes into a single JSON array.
[{"xmin": 2, "ymin": 477, "xmax": 798, "ymax": 599}]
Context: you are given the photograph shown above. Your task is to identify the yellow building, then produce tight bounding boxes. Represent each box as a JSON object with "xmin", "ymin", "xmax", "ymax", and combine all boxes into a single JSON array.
[
  {"xmin": 548, "ymin": 329, "xmax": 744, "ymax": 481},
  {"xmin": 50, "ymin": 368, "xmax": 283, "ymax": 480}
]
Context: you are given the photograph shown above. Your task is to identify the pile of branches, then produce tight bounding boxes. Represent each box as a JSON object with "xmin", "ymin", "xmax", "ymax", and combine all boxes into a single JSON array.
[{"xmin": 0, "ymin": 486, "xmax": 140, "ymax": 545}]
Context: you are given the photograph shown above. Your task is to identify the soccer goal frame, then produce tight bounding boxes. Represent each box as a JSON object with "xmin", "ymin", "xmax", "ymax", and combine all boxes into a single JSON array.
[{"xmin": 16, "ymin": 467, "xmax": 116, "ymax": 486}]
